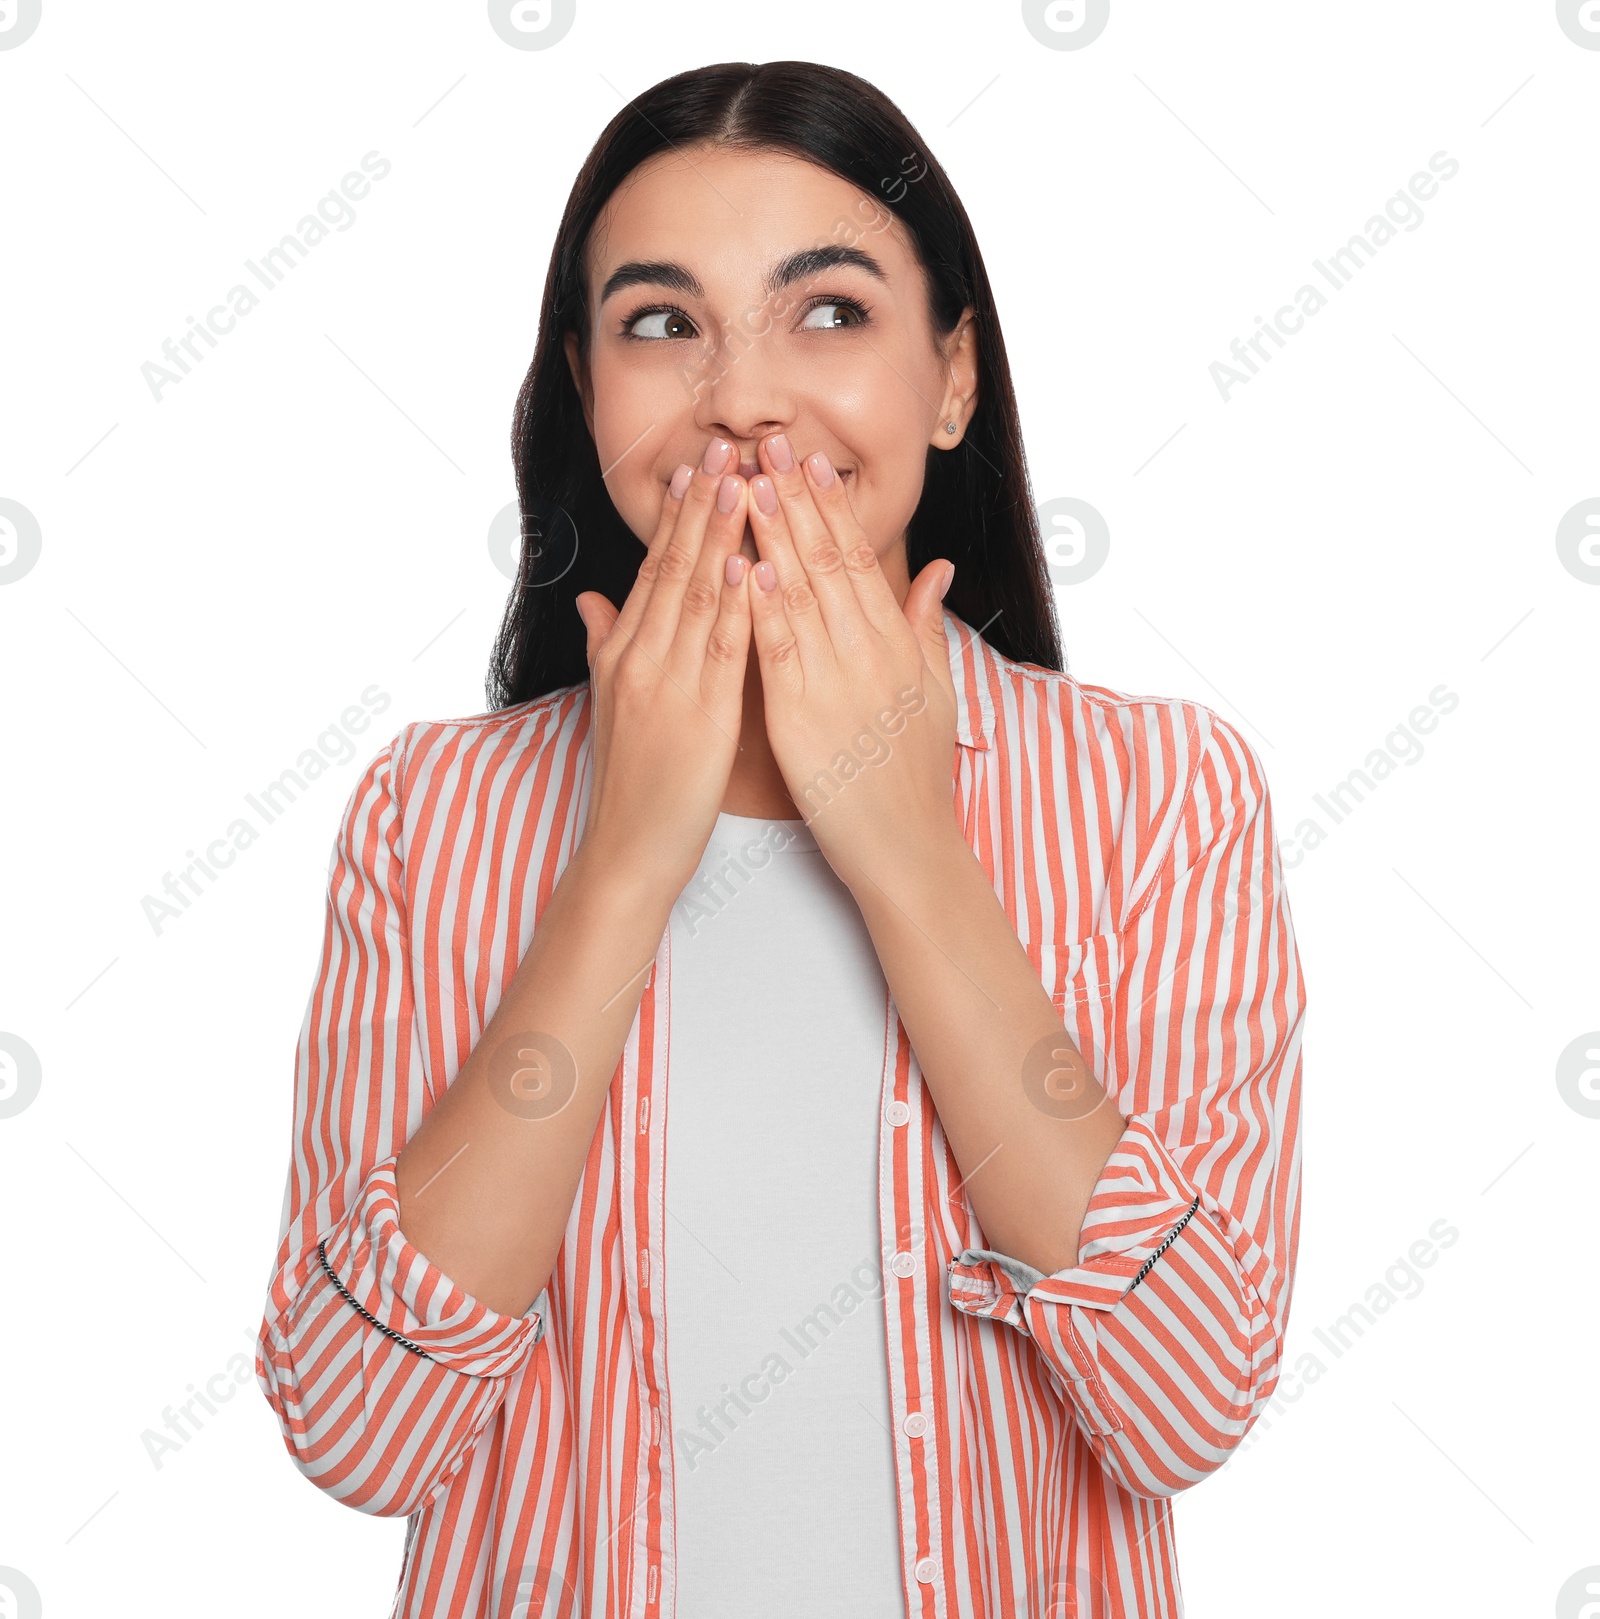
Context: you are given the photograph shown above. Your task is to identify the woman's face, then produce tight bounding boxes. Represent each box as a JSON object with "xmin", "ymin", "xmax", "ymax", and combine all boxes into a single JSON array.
[{"xmin": 564, "ymin": 143, "xmax": 978, "ymax": 598}]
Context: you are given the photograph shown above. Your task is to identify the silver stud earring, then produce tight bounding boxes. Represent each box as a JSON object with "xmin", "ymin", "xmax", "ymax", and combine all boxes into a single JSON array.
[{"xmin": 944, "ymin": 421, "xmax": 957, "ymax": 435}]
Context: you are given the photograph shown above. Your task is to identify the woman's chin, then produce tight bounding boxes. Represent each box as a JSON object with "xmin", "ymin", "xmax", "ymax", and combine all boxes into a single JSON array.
[{"xmin": 739, "ymin": 522, "xmax": 759, "ymax": 563}]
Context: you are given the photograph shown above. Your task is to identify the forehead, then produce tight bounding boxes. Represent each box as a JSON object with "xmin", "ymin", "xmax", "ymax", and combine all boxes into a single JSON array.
[{"xmin": 583, "ymin": 143, "xmax": 921, "ymax": 292}]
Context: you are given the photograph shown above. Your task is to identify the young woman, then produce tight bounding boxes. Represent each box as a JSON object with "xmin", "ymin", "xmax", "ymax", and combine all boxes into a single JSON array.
[{"xmin": 256, "ymin": 60, "xmax": 1305, "ymax": 1619}]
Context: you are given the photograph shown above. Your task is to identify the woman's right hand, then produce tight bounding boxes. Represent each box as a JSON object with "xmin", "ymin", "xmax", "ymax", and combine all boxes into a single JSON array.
[{"xmin": 573, "ymin": 437, "xmax": 753, "ymax": 904}]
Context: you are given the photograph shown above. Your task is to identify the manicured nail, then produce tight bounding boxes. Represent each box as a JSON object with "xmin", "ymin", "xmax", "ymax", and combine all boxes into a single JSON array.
[
  {"xmin": 766, "ymin": 433, "xmax": 794, "ymax": 473},
  {"xmin": 754, "ymin": 561, "xmax": 777, "ymax": 593},
  {"xmin": 669, "ymin": 464, "xmax": 693, "ymax": 499},
  {"xmin": 725, "ymin": 554, "xmax": 747, "ymax": 587},
  {"xmin": 717, "ymin": 474, "xmax": 741, "ymax": 513},
  {"xmin": 940, "ymin": 563, "xmax": 955, "ymax": 600},
  {"xmin": 751, "ymin": 475, "xmax": 778, "ymax": 515},
  {"xmin": 806, "ymin": 451, "xmax": 834, "ymax": 488},
  {"xmin": 702, "ymin": 438, "xmax": 732, "ymax": 474}
]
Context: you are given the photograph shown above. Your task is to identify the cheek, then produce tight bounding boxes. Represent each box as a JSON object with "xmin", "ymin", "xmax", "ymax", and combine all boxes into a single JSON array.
[
  {"xmin": 817, "ymin": 343, "xmax": 943, "ymax": 548},
  {"xmin": 837, "ymin": 413, "xmax": 933, "ymax": 551},
  {"xmin": 588, "ymin": 355, "xmax": 681, "ymax": 538}
]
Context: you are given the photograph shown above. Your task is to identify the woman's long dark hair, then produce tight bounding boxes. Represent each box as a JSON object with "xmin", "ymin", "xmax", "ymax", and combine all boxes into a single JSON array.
[{"xmin": 487, "ymin": 59, "xmax": 1063, "ymax": 710}]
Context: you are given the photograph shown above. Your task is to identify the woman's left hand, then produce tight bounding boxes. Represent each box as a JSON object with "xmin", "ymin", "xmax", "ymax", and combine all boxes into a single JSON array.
[{"xmin": 743, "ymin": 432, "xmax": 963, "ymax": 895}]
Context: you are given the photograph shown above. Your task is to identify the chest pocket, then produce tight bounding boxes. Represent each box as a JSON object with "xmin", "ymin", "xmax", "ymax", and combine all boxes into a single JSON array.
[{"xmin": 1037, "ymin": 931, "xmax": 1121, "ymax": 1095}]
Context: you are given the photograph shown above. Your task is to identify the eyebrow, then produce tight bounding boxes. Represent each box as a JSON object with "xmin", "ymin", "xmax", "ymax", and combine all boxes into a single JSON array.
[{"xmin": 597, "ymin": 244, "xmax": 888, "ymax": 307}]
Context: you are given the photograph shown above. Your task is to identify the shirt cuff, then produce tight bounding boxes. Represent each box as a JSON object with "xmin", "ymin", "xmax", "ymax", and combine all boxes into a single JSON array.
[
  {"xmin": 947, "ymin": 1115, "xmax": 1205, "ymax": 1316},
  {"xmin": 314, "ymin": 1154, "xmax": 544, "ymax": 1378}
]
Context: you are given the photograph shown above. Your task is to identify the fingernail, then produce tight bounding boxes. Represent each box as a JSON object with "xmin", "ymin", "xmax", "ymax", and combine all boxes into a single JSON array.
[
  {"xmin": 751, "ymin": 475, "xmax": 778, "ymax": 515},
  {"xmin": 717, "ymin": 474, "xmax": 741, "ymax": 513},
  {"xmin": 754, "ymin": 561, "xmax": 777, "ymax": 594},
  {"xmin": 767, "ymin": 433, "xmax": 794, "ymax": 473},
  {"xmin": 806, "ymin": 451, "xmax": 834, "ymax": 488},
  {"xmin": 725, "ymin": 554, "xmax": 746, "ymax": 587},
  {"xmin": 669, "ymin": 464, "xmax": 693, "ymax": 499},
  {"xmin": 940, "ymin": 563, "xmax": 955, "ymax": 600},
  {"xmin": 702, "ymin": 438, "xmax": 732, "ymax": 474}
]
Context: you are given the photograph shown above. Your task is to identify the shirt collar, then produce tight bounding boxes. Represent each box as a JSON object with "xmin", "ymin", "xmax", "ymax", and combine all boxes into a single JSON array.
[{"xmin": 943, "ymin": 608, "xmax": 997, "ymax": 751}]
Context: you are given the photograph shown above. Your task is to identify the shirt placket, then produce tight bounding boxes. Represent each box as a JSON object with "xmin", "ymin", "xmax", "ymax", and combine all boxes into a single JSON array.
[
  {"xmin": 878, "ymin": 734, "xmax": 992, "ymax": 1618},
  {"xmin": 880, "ymin": 1009, "xmax": 945, "ymax": 1615},
  {"xmin": 622, "ymin": 931, "xmax": 674, "ymax": 1619}
]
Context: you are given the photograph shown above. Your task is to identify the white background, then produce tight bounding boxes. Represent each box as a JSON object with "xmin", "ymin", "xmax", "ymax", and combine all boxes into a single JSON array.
[{"xmin": 1, "ymin": 2, "xmax": 1596, "ymax": 1615}]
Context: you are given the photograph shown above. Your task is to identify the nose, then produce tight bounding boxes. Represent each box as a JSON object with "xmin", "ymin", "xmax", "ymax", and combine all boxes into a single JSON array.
[{"xmin": 692, "ymin": 326, "xmax": 794, "ymax": 475}]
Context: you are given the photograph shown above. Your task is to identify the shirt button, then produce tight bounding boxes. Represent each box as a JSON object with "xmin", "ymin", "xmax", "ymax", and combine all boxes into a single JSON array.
[
  {"xmin": 915, "ymin": 1558, "xmax": 938, "ymax": 1583},
  {"xmin": 884, "ymin": 1100, "xmax": 911, "ymax": 1126},
  {"xmin": 889, "ymin": 1251, "xmax": 916, "ymax": 1278},
  {"xmin": 903, "ymin": 1411, "xmax": 928, "ymax": 1438}
]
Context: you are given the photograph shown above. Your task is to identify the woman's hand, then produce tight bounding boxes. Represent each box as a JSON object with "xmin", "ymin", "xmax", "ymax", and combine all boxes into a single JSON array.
[
  {"xmin": 397, "ymin": 441, "xmax": 751, "ymax": 1318},
  {"xmin": 574, "ymin": 438, "xmax": 753, "ymax": 903},
  {"xmin": 741, "ymin": 432, "xmax": 962, "ymax": 896}
]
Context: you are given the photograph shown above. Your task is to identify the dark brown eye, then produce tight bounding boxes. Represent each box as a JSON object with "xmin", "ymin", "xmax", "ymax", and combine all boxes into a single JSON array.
[
  {"xmin": 799, "ymin": 300, "xmax": 865, "ymax": 331},
  {"xmin": 628, "ymin": 309, "xmax": 695, "ymax": 340}
]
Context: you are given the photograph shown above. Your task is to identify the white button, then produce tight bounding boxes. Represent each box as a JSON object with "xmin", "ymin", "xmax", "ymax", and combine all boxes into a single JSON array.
[
  {"xmin": 915, "ymin": 1557, "xmax": 938, "ymax": 1583},
  {"xmin": 889, "ymin": 1251, "xmax": 916, "ymax": 1278},
  {"xmin": 903, "ymin": 1411, "xmax": 928, "ymax": 1438},
  {"xmin": 884, "ymin": 1099, "xmax": 911, "ymax": 1126}
]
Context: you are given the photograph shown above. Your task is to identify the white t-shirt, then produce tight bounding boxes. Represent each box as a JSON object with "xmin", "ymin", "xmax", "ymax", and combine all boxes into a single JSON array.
[{"xmin": 664, "ymin": 812, "xmax": 906, "ymax": 1616}]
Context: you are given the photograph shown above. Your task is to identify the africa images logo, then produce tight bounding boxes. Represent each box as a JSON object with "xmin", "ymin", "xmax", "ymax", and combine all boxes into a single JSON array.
[
  {"xmin": 0, "ymin": 0, "xmax": 42, "ymax": 49},
  {"xmin": 1022, "ymin": 0, "xmax": 1110, "ymax": 51}
]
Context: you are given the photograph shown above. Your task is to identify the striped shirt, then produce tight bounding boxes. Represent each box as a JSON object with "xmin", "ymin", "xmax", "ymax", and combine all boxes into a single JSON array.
[{"xmin": 255, "ymin": 610, "xmax": 1306, "ymax": 1619}]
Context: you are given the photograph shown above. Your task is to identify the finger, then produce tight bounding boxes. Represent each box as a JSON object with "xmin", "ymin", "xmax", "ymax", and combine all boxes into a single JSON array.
[
  {"xmin": 610, "ymin": 460, "xmax": 691, "ymax": 647},
  {"xmin": 746, "ymin": 553, "xmax": 805, "ymax": 704},
  {"xmin": 746, "ymin": 468, "xmax": 830, "ymax": 672},
  {"xmin": 698, "ymin": 549, "xmax": 755, "ymax": 706},
  {"xmin": 748, "ymin": 440, "xmax": 855, "ymax": 647},
  {"xmin": 757, "ymin": 433, "xmax": 874, "ymax": 641},
  {"xmin": 904, "ymin": 559, "xmax": 958, "ymax": 690},
  {"xmin": 800, "ymin": 449, "xmax": 906, "ymax": 639},
  {"xmin": 667, "ymin": 469, "xmax": 751, "ymax": 676},
  {"xmin": 575, "ymin": 590, "xmax": 621, "ymax": 673},
  {"xmin": 628, "ymin": 438, "xmax": 736, "ymax": 657}
]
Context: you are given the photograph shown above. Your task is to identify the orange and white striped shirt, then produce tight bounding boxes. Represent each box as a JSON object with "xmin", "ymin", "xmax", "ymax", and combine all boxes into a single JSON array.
[{"xmin": 255, "ymin": 610, "xmax": 1305, "ymax": 1618}]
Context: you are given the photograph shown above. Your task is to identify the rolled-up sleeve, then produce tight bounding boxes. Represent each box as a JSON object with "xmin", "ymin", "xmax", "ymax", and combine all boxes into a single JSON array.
[
  {"xmin": 254, "ymin": 731, "xmax": 545, "ymax": 1518},
  {"xmin": 949, "ymin": 713, "xmax": 1304, "ymax": 1499}
]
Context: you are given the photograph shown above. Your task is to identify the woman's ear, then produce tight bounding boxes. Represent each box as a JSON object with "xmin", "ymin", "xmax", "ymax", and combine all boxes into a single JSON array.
[
  {"xmin": 930, "ymin": 307, "xmax": 979, "ymax": 450},
  {"xmin": 563, "ymin": 330, "xmax": 596, "ymax": 440}
]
